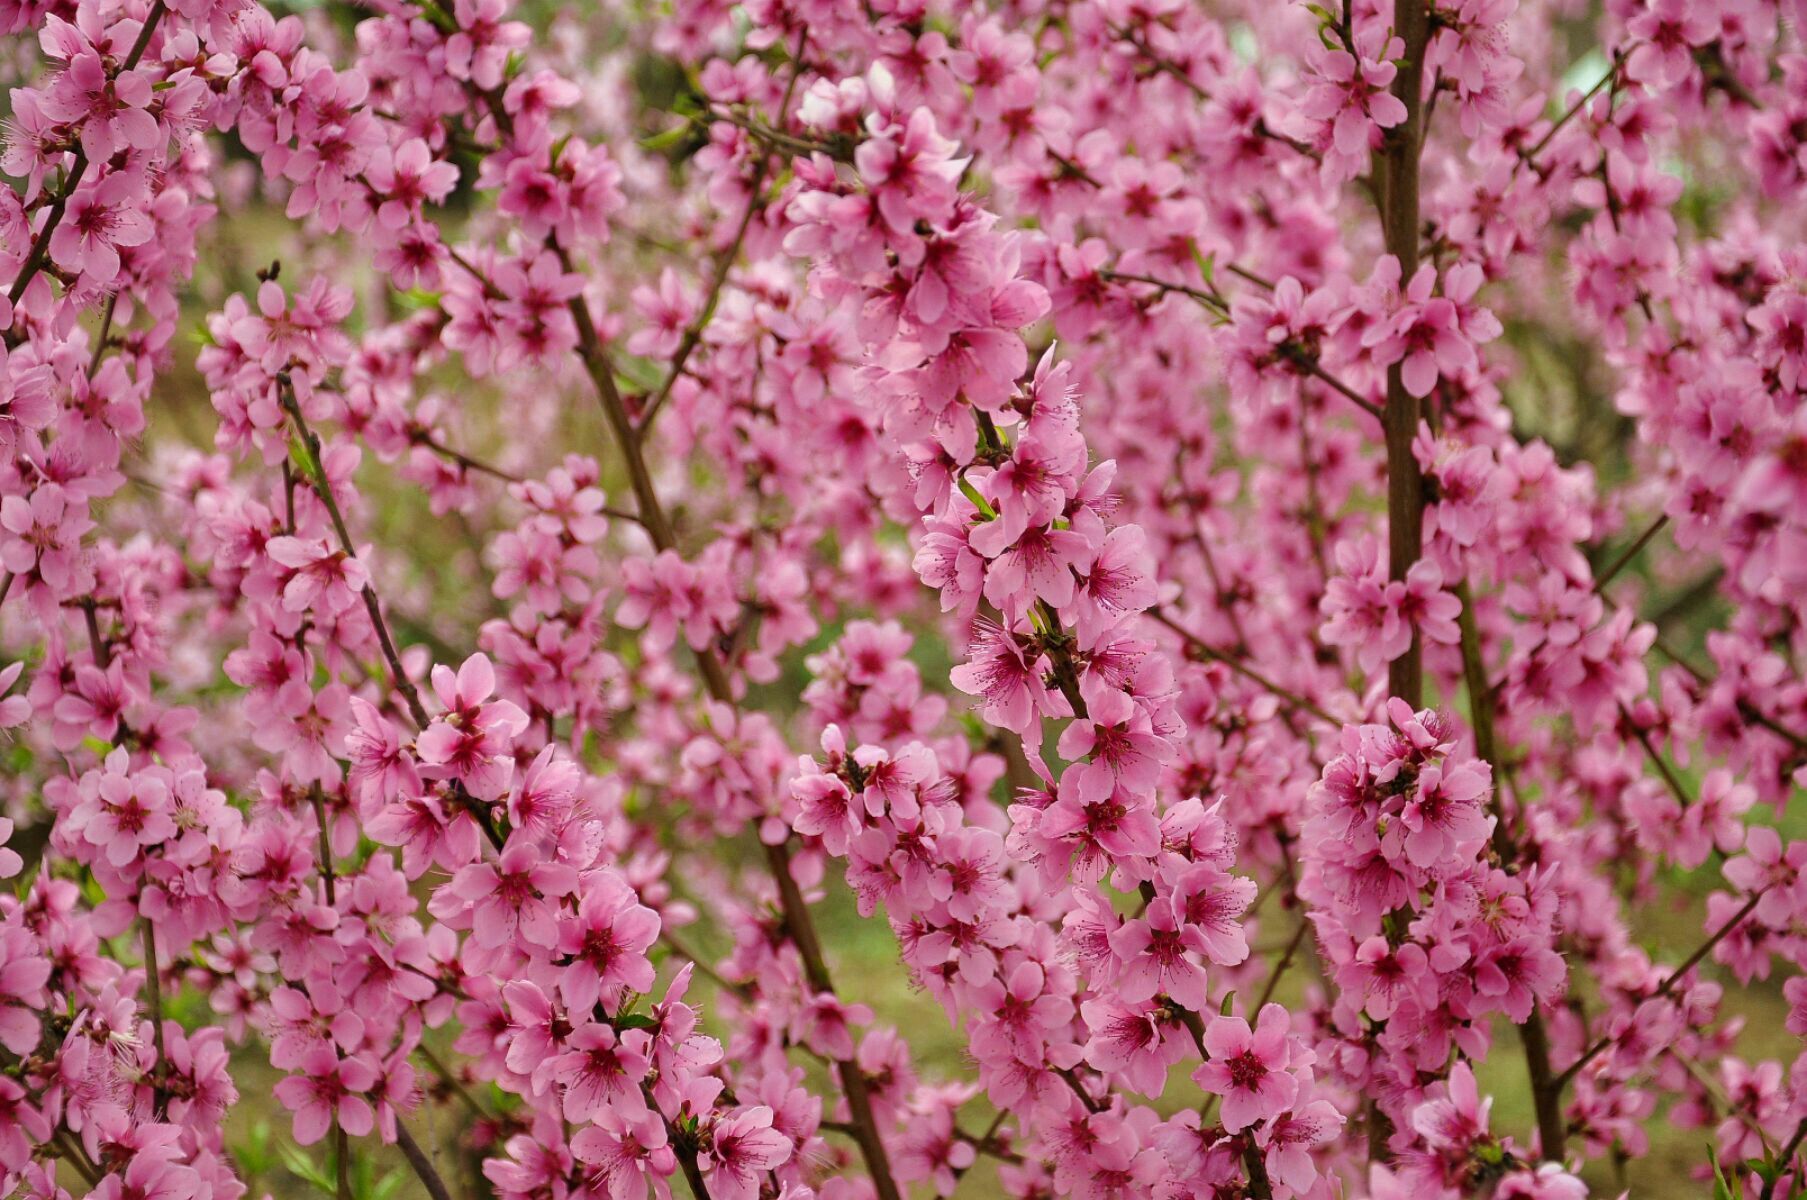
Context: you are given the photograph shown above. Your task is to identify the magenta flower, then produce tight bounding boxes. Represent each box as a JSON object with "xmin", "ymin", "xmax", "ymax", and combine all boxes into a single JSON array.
[
  {"xmin": 68, "ymin": 749, "xmax": 176, "ymax": 869},
  {"xmin": 343, "ymin": 697, "xmax": 421, "ymax": 804},
  {"xmin": 267, "ymin": 536, "xmax": 371, "ymax": 617},
  {"xmin": 555, "ymin": 870, "xmax": 661, "ymax": 1014},
  {"xmin": 444, "ymin": 839, "xmax": 578, "ymax": 949},
  {"xmin": 792, "ymin": 768, "xmax": 862, "ymax": 855},
  {"xmin": 1056, "ymin": 685, "xmax": 1170, "ymax": 804},
  {"xmin": 1109, "ymin": 898, "xmax": 1210, "ymax": 1010},
  {"xmin": 415, "ymin": 653, "xmax": 530, "ymax": 800},
  {"xmin": 1195, "ymin": 1004, "xmax": 1299, "ymax": 1133},
  {"xmin": 550, "ymin": 1021, "xmax": 651, "ymax": 1122},
  {"xmin": 48, "ymin": 172, "xmax": 154, "ymax": 285},
  {"xmin": 40, "ymin": 39, "xmax": 160, "ymax": 161},
  {"xmin": 700, "ymin": 1105, "xmax": 792, "ymax": 1200},
  {"xmin": 948, "ymin": 620, "xmax": 1054, "ymax": 739},
  {"xmin": 1081, "ymin": 996, "xmax": 1185, "ymax": 1096},
  {"xmin": 1410, "ymin": 1059, "xmax": 1490, "ymax": 1152},
  {"xmin": 1, "ymin": 484, "xmax": 93, "ymax": 593},
  {"xmin": 273, "ymin": 1046, "xmax": 378, "ymax": 1146}
]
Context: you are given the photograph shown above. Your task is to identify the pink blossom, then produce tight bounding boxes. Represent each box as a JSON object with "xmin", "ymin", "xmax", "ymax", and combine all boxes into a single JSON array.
[
  {"xmin": 273, "ymin": 1047, "xmax": 378, "ymax": 1145},
  {"xmin": 1195, "ymin": 1004, "xmax": 1300, "ymax": 1132}
]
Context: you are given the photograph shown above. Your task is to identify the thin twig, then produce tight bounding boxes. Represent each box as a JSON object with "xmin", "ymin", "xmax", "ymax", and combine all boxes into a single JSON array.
[
  {"xmin": 1147, "ymin": 608, "xmax": 1342, "ymax": 727},
  {"xmin": 280, "ymin": 380, "xmax": 431, "ymax": 730},
  {"xmin": 142, "ymin": 919, "xmax": 169, "ymax": 1109},
  {"xmin": 395, "ymin": 1122, "xmax": 455, "ymax": 1200},
  {"xmin": 88, "ymin": 292, "xmax": 119, "ymax": 374},
  {"xmin": 1553, "ymin": 889, "xmax": 1769, "ymax": 1091},
  {"xmin": 1519, "ymin": 50, "xmax": 1627, "ymax": 168},
  {"xmin": 642, "ymin": 31, "xmax": 810, "ymax": 436},
  {"xmin": 547, "ymin": 83, "xmax": 907, "ymax": 1200},
  {"xmin": 6, "ymin": 2, "xmax": 167, "ymax": 315},
  {"xmin": 1254, "ymin": 920, "xmax": 1309, "ymax": 1011},
  {"xmin": 1594, "ymin": 513, "xmax": 1668, "ymax": 592},
  {"xmin": 1761, "ymin": 1116, "xmax": 1807, "ymax": 1200}
]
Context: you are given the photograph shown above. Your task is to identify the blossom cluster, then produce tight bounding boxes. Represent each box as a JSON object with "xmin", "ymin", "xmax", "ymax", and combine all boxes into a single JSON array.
[{"xmin": 2, "ymin": 0, "xmax": 1806, "ymax": 1197}]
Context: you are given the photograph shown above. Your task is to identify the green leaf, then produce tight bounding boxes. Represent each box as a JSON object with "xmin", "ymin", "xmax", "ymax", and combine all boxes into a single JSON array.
[
  {"xmin": 371, "ymin": 1167, "xmax": 408, "ymax": 1200},
  {"xmin": 615, "ymin": 1012, "xmax": 660, "ymax": 1031},
  {"xmin": 280, "ymin": 1143, "xmax": 338, "ymax": 1196},
  {"xmin": 1709, "ymin": 1149, "xmax": 1739, "ymax": 1200},
  {"xmin": 232, "ymin": 1120, "xmax": 277, "ymax": 1180},
  {"xmin": 957, "ymin": 476, "xmax": 997, "ymax": 520},
  {"xmin": 639, "ymin": 125, "xmax": 693, "ymax": 152},
  {"xmin": 1189, "ymin": 242, "xmax": 1216, "ymax": 286},
  {"xmin": 611, "ymin": 353, "xmax": 664, "ymax": 393}
]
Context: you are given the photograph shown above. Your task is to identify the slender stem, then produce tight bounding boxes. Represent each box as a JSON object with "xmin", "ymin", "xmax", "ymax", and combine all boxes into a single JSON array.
[
  {"xmin": 1519, "ymin": 50, "xmax": 1626, "ymax": 168},
  {"xmin": 6, "ymin": 1, "xmax": 167, "ymax": 314},
  {"xmin": 1102, "ymin": 270, "xmax": 1381, "ymax": 420},
  {"xmin": 1453, "ymin": 581, "xmax": 1565, "ymax": 1158},
  {"xmin": 1377, "ymin": 0, "xmax": 1432, "ymax": 709},
  {"xmin": 1294, "ymin": 355, "xmax": 1384, "ymax": 421},
  {"xmin": 1623, "ymin": 703, "xmax": 1693, "ymax": 810},
  {"xmin": 395, "ymin": 1122, "xmax": 454, "ymax": 1200},
  {"xmin": 1243, "ymin": 1142, "xmax": 1275, "ymax": 1199},
  {"xmin": 141, "ymin": 918, "xmax": 170, "ymax": 1111},
  {"xmin": 88, "ymin": 292, "xmax": 119, "ymax": 374},
  {"xmin": 1226, "ymin": 263, "xmax": 1276, "ymax": 291},
  {"xmin": 661, "ymin": 928, "xmax": 752, "ymax": 998},
  {"xmin": 559, "ymin": 251, "xmax": 905, "ymax": 1200},
  {"xmin": 1103, "ymin": 269, "xmax": 1229, "ymax": 315},
  {"xmin": 1594, "ymin": 513, "xmax": 1668, "ymax": 592},
  {"xmin": 642, "ymin": 32, "xmax": 809, "ymax": 436},
  {"xmin": 310, "ymin": 785, "xmax": 338, "ymax": 905},
  {"xmin": 416, "ymin": 1041, "xmax": 491, "ymax": 1120},
  {"xmin": 416, "ymin": 434, "xmax": 523, "ymax": 483},
  {"xmin": 280, "ymin": 381, "xmax": 431, "ymax": 730},
  {"xmin": 1519, "ymin": 1008, "xmax": 1566, "ymax": 1160},
  {"xmin": 54, "ymin": 1129, "xmax": 103, "ymax": 1187},
  {"xmin": 283, "ymin": 384, "xmax": 510, "ymax": 852},
  {"xmin": 1760, "ymin": 1117, "xmax": 1807, "ymax": 1200},
  {"xmin": 1056, "ymin": 1067, "xmax": 1104, "ymax": 1113},
  {"xmin": 676, "ymin": 1143, "xmax": 716, "ymax": 1200},
  {"xmin": 1254, "ymin": 920, "xmax": 1309, "ymax": 1012},
  {"xmin": 335, "ymin": 1126, "xmax": 351, "ymax": 1200},
  {"xmin": 1552, "ymin": 889, "xmax": 1769, "ymax": 1091},
  {"xmin": 1147, "ymin": 608, "xmax": 1342, "ymax": 727},
  {"xmin": 315, "ymin": 782, "xmax": 349, "ymax": 1200}
]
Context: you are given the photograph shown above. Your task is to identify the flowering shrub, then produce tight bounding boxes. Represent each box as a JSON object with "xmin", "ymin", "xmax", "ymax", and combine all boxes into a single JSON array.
[{"xmin": 1, "ymin": 0, "xmax": 1805, "ymax": 1196}]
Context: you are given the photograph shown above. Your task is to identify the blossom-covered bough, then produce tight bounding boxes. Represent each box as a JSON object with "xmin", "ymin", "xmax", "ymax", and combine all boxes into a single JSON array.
[{"xmin": 1, "ymin": 0, "xmax": 1805, "ymax": 1195}]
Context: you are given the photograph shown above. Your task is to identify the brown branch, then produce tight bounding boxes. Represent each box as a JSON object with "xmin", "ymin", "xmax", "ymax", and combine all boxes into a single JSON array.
[
  {"xmin": 1254, "ymin": 919, "xmax": 1310, "ymax": 1012},
  {"xmin": 641, "ymin": 32, "xmax": 810, "ymax": 436},
  {"xmin": 1552, "ymin": 888, "xmax": 1769, "ymax": 1091},
  {"xmin": 1101, "ymin": 271, "xmax": 1381, "ymax": 419},
  {"xmin": 415, "ymin": 434, "xmax": 523, "ymax": 484},
  {"xmin": 676, "ymin": 1141, "xmax": 716, "ymax": 1200},
  {"xmin": 1376, "ymin": 0, "xmax": 1433, "ymax": 709},
  {"xmin": 141, "ymin": 919, "xmax": 169, "ymax": 1111},
  {"xmin": 395, "ymin": 1122, "xmax": 455, "ymax": 1200},
  {"xmin": 5, "ymin": 1, "xmax": 167, "ymax": 317},
  {"xmin": 1454, "ymin": 581, "xmax": 1565, "ymax": 1158},
  {"xmin": 280, "ymin": 380, "xmax": 432, "ymax": 730},
  {"xmin": 553, "ymin": 165, "xmax": 905, "ymax": 1200},
  {"xmin": 1147, "ymin": 607, "xmax": 1343, "ymax": 727},
  {"xmin": 1761, "ymin": 1117, "xmax": 1807, "ymax": 1200},
  {"xmin": 1593, "ymin": 513, "xmax": 1668, "ymax": 592}
]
